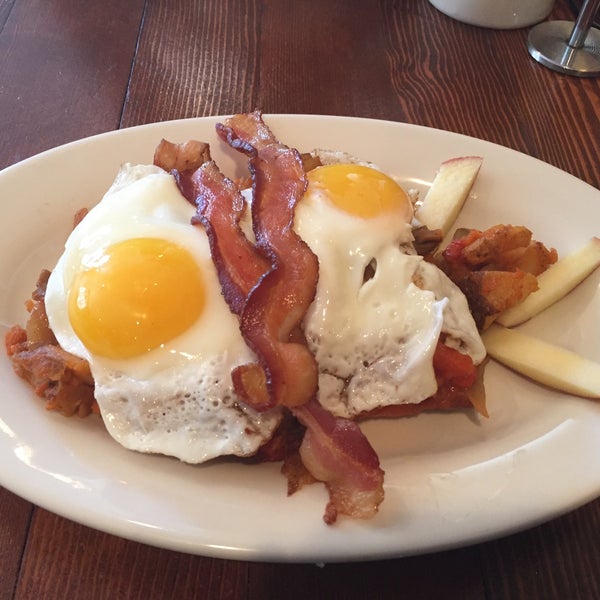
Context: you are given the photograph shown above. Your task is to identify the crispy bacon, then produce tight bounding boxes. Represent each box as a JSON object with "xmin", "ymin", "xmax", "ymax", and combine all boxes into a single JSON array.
[
  {"xmin": 175, "ymin": 117, "xmax": 320, "ymax": 410},
  {"xmin": 293, "ymin": 400, "xmax": 385, "ymax": 524},
  {"xmin": 215, "ymin": 110, "xmax": 274, "ymax": 155},
  {"xmin": 174, "ymin": 160, "xmax": 275, "ymax": 410},
  {"xmin": 216, "ymin": 111, "xmax": 319, "ymax": 410},
  {"xmin": 177, "ymin": 161, "xmax": 270, "ymax": 314},
  {"xmin": 178, "ymin": 110, "xmax": 385, "ymax": 522},
  {"xmin": 235, "ymin": 145, "xmax": 319, "ymax": 409}
]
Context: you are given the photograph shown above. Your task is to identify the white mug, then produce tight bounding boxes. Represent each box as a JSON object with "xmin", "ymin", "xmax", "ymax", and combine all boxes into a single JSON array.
[{"xmin": 428, "ymin": 0, "xmax": 555, "ymax": 29}]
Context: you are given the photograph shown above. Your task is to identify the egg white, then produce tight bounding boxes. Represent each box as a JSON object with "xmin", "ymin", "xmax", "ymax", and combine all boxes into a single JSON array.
[
  {"xmin": 45, "ymin": 165, "xmax": 282, "ymax": 464},
  {"xmin": 294, "ymin": 160, "xmax": 486, "ymax": 419},
  {"xmin": 45, "ymin": 156, "xmax": 485, "ymax": 462}
]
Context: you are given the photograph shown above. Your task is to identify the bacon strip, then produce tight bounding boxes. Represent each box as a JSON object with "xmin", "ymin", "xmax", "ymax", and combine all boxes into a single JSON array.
[
  {"xmin": 215, "ymin": 110, "xmax": 274, "ymax": 155},
  {"xmin": 176, "ymin": 161, "xmax": 270, "ymax": 315},
  {"xmin": 216, "ymin": 112, "xmax": 319, "ymax": 410},
  {"xmin": 293, "ymin": 400, "xmax": 385, "ymax": 524},
  {"xmin": 214, "ymin": 111, "xmax": 384, "ymax": 522},
  {"xmin": 173, "ymin": 112, "xmax": 385, "ymax": 522},
  {"xmin": 236, "ymin": 145, "xmax": 319, "ymax": 409},
  {"xmin": 175, "ymin": 161, "xmax": 276, "ymax": 410}
]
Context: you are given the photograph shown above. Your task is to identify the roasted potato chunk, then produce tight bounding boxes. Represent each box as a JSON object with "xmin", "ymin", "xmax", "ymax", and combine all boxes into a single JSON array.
[{"xmin": 436, "ymin": 224, "xmax": 557, "ymax": 329}]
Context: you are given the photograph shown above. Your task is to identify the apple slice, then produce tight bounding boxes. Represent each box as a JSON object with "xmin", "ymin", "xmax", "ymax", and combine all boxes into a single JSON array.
[
  {"xmin": 482, "ymin": 324, "xmax": 600, "ymax": 398},
  {"xmin": 496, "ymin": 237, "xmax": 600, "ymax": 327},
  {"xmin": 415, "ymin": 156, "xmax": 483, "ymax": 236}
]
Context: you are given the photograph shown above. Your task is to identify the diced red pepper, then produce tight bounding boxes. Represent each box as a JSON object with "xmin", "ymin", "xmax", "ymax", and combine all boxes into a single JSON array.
[
  {"xmin": 443, "ymin": 229, "xmax": 482, "ymax": 263},
  {"xmin": 433, "ymin": 342, "xmax": 477, "ymax": 389}
]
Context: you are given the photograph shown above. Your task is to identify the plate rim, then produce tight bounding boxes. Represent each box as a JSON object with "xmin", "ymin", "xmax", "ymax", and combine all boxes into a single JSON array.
[{"xmin": 1, "ymin": 114, "xmax": 599, "ymax": 563}]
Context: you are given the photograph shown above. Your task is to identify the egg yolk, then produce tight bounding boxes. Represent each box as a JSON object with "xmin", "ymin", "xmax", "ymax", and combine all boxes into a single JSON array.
[
  {"xmin": 306, "ymin": 164, "xmax": 410, "ymax": 219},
  {"xmin": 68, "ymin": 238, "xmax": 205, "ymax": 359}
]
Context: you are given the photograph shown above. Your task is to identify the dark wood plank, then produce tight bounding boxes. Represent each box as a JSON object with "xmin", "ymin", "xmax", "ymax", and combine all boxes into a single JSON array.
[
  {"xmin": 15, "ymin": 510, "xmax": 210, "ymax": 600},
  {"xmin": 482, "ymin": 499, "xmax": 600, "ymax": 600},
  {"xmin": 246, "ymin": 550, "xmax": 487, "ymax": 600},
  {"xmin": 15, "ymin": 508, "xmax": 488, "ymax": 600},
  {"xmin": 253, "ymin": 0, "xmax": 403, "ymax": 118},
  {"xmin": 0, "ymin": 489, "xmax": 32, "ymax": 600},
  {"xmin": 12, "ymin": 500, "xmax": 600, "ymax": 600},
  {"xmin": 0, "ymin": 0, "xmax": 145, "ymax": 170},
  {"xmin": 121, "ymin": 0, "xmax": 600, "ymax": 187},
  {"xmin": 0, "ymin": 0, "xmax": 16, "ymax": 31},
  {"xmin": 121, "ymin": 0, "xmax": 414, "ymax": 124},
  {"xmin": 121, "ymin": 0, "xmax": 262, "ymax": 125},
  {"xmin": 379, "ymin": 2, "xmax": 600, "ymax": 187}
]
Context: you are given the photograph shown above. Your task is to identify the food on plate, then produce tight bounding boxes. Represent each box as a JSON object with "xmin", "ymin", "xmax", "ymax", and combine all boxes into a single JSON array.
[
  {"xmin": 4, "ymin": 269, "xmax": 95, "ymax": 417},
  {"xmin": 293, "ymin": 162, "xmax": 487, "ymax": 419},
  {"xmin": 496, "ymin": 237, "xmax": 600, "ymax": 327},
  {"xmin": 482, "ymin": 324, "xmax": 600, "ymax": 398},
  {"xmin": 43, "ymin": 162, "xmax": 284, "ymax": 464},
  {"xmin": 435, "ymin": 224, "xmax": 558, "ymax": 329},
  {"xmin": 6, "ymin": 110, "xmax": 595, "ymax": 524},
  {"xmin": 437, "ymin": 227, "xmax": 600, "ymax": 398},
  {"xmin": 414, "ymin": 156, "xmax": 482, "ymax": 236},
  {"xmin": 152, "ymin": 138, "xmax": 211, "ymax": 173},
  {"xmin": 171, "ymin": 111, "xmax": 488, "ymax": 522}
]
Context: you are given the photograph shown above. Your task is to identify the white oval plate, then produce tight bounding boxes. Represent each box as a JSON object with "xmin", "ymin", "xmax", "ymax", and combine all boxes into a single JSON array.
[{"xmin": 1, "ymin": 115, "xmax": 599, "ymax": 563}]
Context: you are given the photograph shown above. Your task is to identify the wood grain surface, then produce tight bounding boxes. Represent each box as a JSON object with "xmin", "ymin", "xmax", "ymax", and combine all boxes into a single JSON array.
[{"xmin": 1, "ymin": 1, "xmax": 599, "ymax": 598}]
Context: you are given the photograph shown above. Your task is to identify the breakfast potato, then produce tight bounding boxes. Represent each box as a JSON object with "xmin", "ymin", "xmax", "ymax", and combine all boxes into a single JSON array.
[
  {"xmin": 458, "ymin": 270, "xmax": 538, "ymax": 329},
  {"xmin": 497, "ymin": 237, "xmax": 600, "ymax": 327},
  {"xmin": 488, "ymin": 241, "xmax": 559, "ymax": 276},
  {"xmin": 435, "ymin": 225, "xmax": 557, "ymax": 329},
  {"xmin": 460, "ymin": 225, "xmax": 532, "ymax": 267}
]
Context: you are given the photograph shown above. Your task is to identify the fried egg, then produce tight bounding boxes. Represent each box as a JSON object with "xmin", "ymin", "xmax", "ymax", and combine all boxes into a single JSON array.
[
  {"xmin": 45, "ymin": 164, "xmax": 282, "ymax": 463},
  {"xmin": 294, "ymin": 159, "xmax": 486, "ymax": 418},
  {"xmin": 45, "ymin": 154, "xmax": 485, "ymax": 464}
]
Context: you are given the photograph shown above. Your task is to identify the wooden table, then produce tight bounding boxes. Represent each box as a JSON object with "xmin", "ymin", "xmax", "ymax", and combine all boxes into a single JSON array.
[{"xmin": 1, "ymin": 1, "xmax": 599, "ymax": 598}]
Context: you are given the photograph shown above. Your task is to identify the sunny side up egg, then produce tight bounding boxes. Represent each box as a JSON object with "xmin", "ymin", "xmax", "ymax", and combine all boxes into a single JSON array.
[
  {"xmin": 44, "ymin": 156, "xmax": 486, "ymax": 465},
  {"xmin": 296, "ymin": 157, "xmax": 486, "ymax": 419},
  {"xmin": 44, "ymin": 164, "xmax": 282, "ymax": 463}
]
